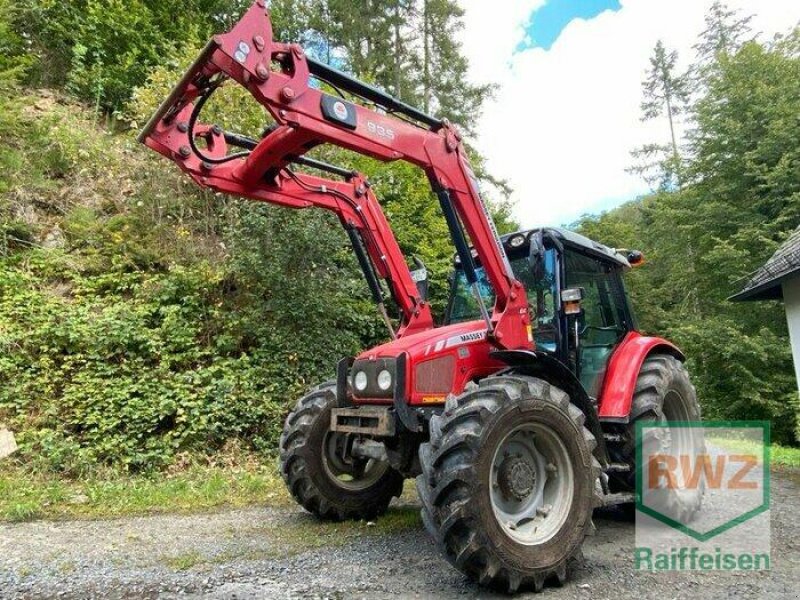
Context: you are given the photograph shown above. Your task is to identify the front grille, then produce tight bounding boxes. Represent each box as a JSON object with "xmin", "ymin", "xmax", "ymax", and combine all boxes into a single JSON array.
[{"xmin": 414, "ymin": 355, "xmax": 455, "ymax": 394}]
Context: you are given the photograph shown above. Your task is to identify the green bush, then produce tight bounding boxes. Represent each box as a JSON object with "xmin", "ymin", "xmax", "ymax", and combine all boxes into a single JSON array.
[
  {"xmin": 14, "ymin": 0, "xmax": 250, "ymax": 111},
  {"xmin": 0, "ymin": 89, "xmax": 382, "ymax": 474},
  {"xmin": 0, "ymin": 218, "xmax": 379, "ymax": 474},
  {"xmin": 0, "ymin": 0, "xmax": 30, "ymax": 88}
]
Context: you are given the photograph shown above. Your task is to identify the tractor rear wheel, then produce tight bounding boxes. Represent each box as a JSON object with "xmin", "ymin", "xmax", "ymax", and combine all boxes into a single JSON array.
[
  {"xmin": 416, "ymin": 375, "xmax": 601, "ymax": 593},
  {"xmin": 279, "ymin": 382, "xmax": 404, "ymax": 521},
  {"xmin": 612, "ymin": 354, "xmax": 704, "ymax": 521}
]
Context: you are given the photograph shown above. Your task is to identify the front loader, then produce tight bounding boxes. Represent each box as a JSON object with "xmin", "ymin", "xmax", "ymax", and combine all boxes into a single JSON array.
[{"xmin": 139, "ymin": 1, "xmax": 704, "ymax": 592}]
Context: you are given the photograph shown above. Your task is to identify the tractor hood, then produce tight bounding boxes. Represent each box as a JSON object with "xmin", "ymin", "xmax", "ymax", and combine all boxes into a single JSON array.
[
  {"xmin": 357, "ymin": 320, "xmax": 491, "ymax": 360},
  {"xmin": 352, "ymin": 320, "xmax": 506, "ymax": 406}
]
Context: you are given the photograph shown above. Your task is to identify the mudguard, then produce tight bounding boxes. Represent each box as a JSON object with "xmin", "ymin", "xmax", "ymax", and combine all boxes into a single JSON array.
[{"xmin": 597, "ymin": 331, "xmax": 685, "ymax": 421}]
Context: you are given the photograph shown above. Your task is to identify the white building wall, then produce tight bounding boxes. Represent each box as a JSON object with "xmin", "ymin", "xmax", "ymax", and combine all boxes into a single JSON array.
[{"xmin": 782, "ymin": 275, "xmax": 800, "ymax": 395}]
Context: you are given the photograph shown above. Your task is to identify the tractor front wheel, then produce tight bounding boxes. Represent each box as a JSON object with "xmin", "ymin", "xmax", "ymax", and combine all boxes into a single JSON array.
[
  {"xmin": 416, "ymin": 375, "xmax": 601, "ymax": 593},
  {"xmin": 279, "ymin": 382, "xmax": 404, "ymax": 521}
]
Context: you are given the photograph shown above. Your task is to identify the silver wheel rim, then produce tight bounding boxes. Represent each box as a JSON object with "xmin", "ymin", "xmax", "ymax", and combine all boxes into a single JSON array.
[
  {"xmin": 321, "ymin": 432, "xmax": 388, "ymax": 491},
  {"xmin": 490, "ymin": 423, "xmax": 575, "ymax": 545}
]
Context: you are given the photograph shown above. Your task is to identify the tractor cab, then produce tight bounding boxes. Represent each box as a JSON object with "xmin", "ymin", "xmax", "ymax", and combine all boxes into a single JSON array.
[{"xmin": 446, "ymin": 227, "xmax": 641, "ymax": 399}]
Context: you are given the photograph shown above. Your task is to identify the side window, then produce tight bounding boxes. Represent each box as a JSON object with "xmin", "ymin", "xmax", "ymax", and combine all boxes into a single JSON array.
[
  {"xmin": 564, "ymin": 251, "xmax": 626, "ymax": 344},
  {"xmin": 448, "ymin": 267, "xmax": 495, "ymax": 323},
  {"xmin": 448, "ymin": 252, "xmax": 558, "ymax": 354}
]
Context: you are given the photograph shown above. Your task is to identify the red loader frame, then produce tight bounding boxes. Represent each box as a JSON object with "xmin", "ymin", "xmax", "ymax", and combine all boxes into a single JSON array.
[{"xmin": 139, "ymin": 0, "xmax": 532, "ymax": 351}]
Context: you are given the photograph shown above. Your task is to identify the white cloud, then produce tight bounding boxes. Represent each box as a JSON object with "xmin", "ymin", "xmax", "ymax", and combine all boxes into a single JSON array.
[{"xmin": 458, "ymin": 0, "xmax": 800, "ymax": 227}]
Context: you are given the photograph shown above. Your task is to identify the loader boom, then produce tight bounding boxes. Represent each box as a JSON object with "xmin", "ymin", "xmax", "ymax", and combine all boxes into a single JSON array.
[{"xmin": 139, "ymin": 0, "xmax": 532, "ymax": 350}]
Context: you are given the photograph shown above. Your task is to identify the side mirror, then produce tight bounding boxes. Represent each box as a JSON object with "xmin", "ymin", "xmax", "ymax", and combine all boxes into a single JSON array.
[
  {"xmin": 411, "ymin": 256, "xmax": 429, "ymax": 301},
  {"xmin": 529, "ymin": 231, "xmax": 545, "ymax": 280},
  {"xmin": 561, "ymin": 287, "xmax": 584, "ymax": 315}
]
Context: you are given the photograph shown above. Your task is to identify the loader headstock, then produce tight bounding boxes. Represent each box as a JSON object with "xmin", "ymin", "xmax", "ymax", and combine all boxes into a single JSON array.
[{"xmin": 138, "ymin": 0, "xmax": 446, "ymax": 181}]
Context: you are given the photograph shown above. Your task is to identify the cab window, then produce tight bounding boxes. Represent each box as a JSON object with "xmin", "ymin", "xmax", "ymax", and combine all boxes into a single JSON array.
[
  {"xmin": 447, "ymin": 250, "xmax": 558, "ymax": 351},
  {"xmin": 448, "ymin": 267, "xmax": 494, "ymax": 323}
]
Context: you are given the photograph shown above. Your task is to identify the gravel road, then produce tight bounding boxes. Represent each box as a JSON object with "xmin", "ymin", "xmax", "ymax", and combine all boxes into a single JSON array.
[{"xmin": 1, "ymin": 469, "xmax": 798, "ymax": 600}]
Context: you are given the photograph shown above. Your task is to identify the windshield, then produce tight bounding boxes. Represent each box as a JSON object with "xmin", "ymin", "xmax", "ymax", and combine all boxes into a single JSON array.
[{"xmin": 447, "ymin": 250, "xmax": 558, "ymax": 350}]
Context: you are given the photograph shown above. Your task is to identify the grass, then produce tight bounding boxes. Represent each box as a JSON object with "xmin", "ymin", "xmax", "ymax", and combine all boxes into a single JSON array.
[
  {"xmin": 163, "ymin": 551, "xmax": 205, "ymax": 571},
  {"xmin": 0, "ymin": 461, "xmax": 291, "ymax": 522},
  {"xmin": 768, "ymin": 444, "xmax": 800, "ymax": 468},
  {"xmin": 705, "ymin": 438, "xmax": 800, "ymax": 469}
]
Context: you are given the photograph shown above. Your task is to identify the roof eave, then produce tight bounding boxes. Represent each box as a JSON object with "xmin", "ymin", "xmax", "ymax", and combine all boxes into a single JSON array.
[{"xmin": 729, "ymin": 267, "xmax": 800, "ymax": 302}]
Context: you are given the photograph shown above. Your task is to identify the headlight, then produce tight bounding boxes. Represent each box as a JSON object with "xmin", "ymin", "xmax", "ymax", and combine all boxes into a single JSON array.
[
  {"xmin": 377, "ymin": 369, "xmax": 392, "ymax": 391},
  {"xmin": 509, "ymin": 234, "xmax": 525, "ymax": 248},
  {"xmin": 354, "ymin": 371, "xmax": 368, "ymax": 391}
]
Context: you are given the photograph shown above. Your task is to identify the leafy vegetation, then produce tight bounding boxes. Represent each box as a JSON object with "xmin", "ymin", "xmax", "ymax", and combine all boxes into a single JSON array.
[
  {"xmin": 11, "ymin": 0, "xmax": 490, "ymax": 130},
  {"xmin": 577, "ymin": 5, "xmax": 800, "ymax": 444},
  {"xmin": 0, "ymin": 1, "xmax": 29, "ymax": 88},
  {"xmin": 13, "ymin": 0, "xmax": 254, "ymax": 111},
  {"xmin": 0, "ymin": 90, "xmax": 392, "ymax": 473}
]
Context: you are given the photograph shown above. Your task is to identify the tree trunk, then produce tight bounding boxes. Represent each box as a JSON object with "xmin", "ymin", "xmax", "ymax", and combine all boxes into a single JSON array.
[
  {"xmin": 665, "ymin": 93, "xmax": 678, "ymax": 160},
  {"xmin": 423, "ymin": 0, "xmax": 431, "ymax": 113},
  {"xmin": 394, "ymin": 1, "xmax": 402, "ymax": 98},
  {"xmin": 663, "ymin": 76, "xmax": 681, "ymax": 188}
]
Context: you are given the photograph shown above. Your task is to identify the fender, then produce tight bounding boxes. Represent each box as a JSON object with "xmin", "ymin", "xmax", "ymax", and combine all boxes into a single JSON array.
[
  {"xmin": 597, "ymin": 331, "xmax": 685, "ymax": 422},
  {"xmin": 491, "ymin": 350, "xmax": 608, "ymax": 465}
]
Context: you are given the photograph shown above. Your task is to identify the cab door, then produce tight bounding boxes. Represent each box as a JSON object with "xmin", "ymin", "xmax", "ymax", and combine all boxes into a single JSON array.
[{"xmin": 562, "ymin": 249, "xmax": 632, "ymax": 398}]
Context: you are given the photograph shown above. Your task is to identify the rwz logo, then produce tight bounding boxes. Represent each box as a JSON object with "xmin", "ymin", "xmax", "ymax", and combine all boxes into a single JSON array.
[
  {"xmin": 648, "ymin": 453, "xmax": 759, "ymax": 490},
  {"xmin": 636, "ymin": 421, "xmax": 769, "ymax": 544}
]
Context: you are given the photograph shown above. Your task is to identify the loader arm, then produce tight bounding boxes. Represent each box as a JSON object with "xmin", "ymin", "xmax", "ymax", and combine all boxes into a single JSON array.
[{"xmin": 139, "ymin": 0, "xmax": 532, "ymax": 350}]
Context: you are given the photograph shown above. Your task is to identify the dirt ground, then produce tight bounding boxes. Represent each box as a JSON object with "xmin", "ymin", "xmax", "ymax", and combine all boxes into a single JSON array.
[{"xmin": 1, "ymin": 469, "xmax": 798, "ymax": 600}]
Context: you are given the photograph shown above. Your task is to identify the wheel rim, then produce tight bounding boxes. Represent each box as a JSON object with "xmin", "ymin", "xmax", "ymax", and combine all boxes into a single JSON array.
[
  {"xmin": 321, "ymin": 432, "xmax": 389, "ymax": 491},
  {"xmin": 490, "ymin": 423, "xmax": 575, "ymax": 545}
]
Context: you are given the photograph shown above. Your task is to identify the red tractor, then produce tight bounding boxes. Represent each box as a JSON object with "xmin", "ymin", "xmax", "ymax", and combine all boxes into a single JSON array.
[{"xmin": 140, "ymin": 2, "xmax": 703, "ymax": 591}]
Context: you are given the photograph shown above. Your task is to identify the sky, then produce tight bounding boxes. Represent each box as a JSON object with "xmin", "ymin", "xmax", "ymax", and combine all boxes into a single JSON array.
[{"xmin": 457, "ymin": 0, "xmax": 800, "ymax": 228}]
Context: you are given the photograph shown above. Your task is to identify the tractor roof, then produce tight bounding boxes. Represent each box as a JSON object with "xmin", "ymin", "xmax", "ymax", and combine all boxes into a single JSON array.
[
  {"xmin": 457, "ymin": 227, "xmax": 631, "ymax": 269},
  {"xmin": 505, "ymin": 227, "xmax": 632, "ymax": 268}
]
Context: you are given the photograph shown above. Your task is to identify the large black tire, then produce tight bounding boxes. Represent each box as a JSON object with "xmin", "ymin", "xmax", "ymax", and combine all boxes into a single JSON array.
[
  {"xmin": 611, "ymin": 354, "xmax": 704, "ymax": 521},
  {"xmin": 416, "ymin": 375, "xmax": 602, "ymax": 593},
  {"xmin": 279, "ymin": 382, "xmax": 404, "ymax": 521}
]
